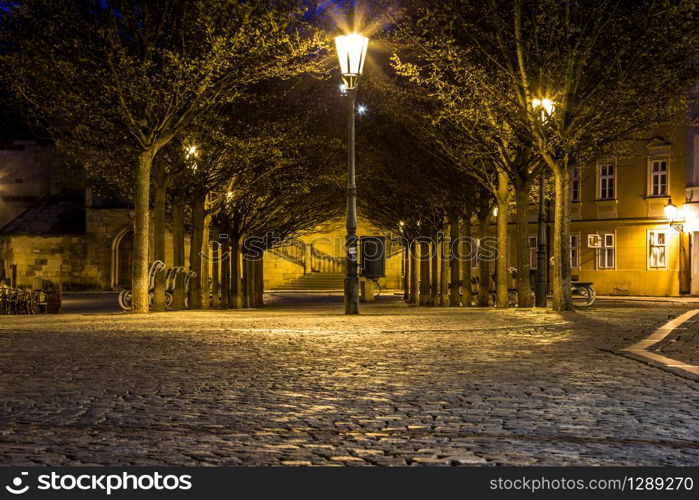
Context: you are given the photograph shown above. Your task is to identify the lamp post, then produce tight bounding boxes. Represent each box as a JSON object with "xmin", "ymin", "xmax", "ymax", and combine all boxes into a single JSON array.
[
  {"xmin": 531, "ymin": 97, "xmax": 555, "ymax": 307},
  {"xmin": 535, "ymin": 170, "xmax": 548, "ymax": 307},
  {"xmin": 335, "ymin": 33, "xmax": 368, "ymax": 315}
]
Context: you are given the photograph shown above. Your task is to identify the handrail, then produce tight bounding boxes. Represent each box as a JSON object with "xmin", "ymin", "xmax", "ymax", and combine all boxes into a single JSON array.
[
  {"xmin": 268, "ymin": 242, "xmax": 306, "ymax": 269},
  {"xmin": 310, "ymin": 245, "xmax": 345, "ymax": 273}
]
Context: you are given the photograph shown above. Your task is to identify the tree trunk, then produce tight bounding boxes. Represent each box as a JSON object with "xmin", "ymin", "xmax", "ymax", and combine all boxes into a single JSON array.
[
  {"xmin": 495, "ymin": 171, "xmax": 511, "ymax": 308},
  {"xmin": 409, "ymin": 239, "xmax": 419, "ymax": 305},
  {"xmin": 243, "ymin": 254, "xmax": 252, "ymax": 308},
  {"xmin": 440, "ymin": 224, "xmax": 449, "ymax": 306},
  {"xmin": 514, "ymin": 183, "xmax": 533, "ymax": 307},
  {"xmin": 210, "ymin": 225, "xmax": 220, "ymax": 309},
  {"xmin": 449, "ymin": 215, "xmax": 460, "ymax": 307},
  {"xmin": 477, "ymin": 212, "xmax": 491, "ymax": 307},
  {"xmin": 171, "ymin": 192, "xmax": 186, "ymax": 310},
  {"xmin": 460, "ymin": 213, "xmax": 473, "ymax": 307},
  {"xmin": 419, "ymin": 239, "xmax": 431, "ymax": 306},
  {"xmin": 552, "ymin": 164, "xmax": 573, "ymax": 311},
  {"xmin": 430, "ymin": 235, "xmax": 439, "ymax": 306},
  {"xmin": 131, "ymin": 150, "xmax": 154, "ymax": 314},
  {"xmin": 220, "ymin": 236, "xmax": 230, "ymax": 309},
  {"xmin": 254, "ymin": 257, "xmax": 264, "ymax": 307},
  {"xmin": 402, "ymin": 241, "xmax": 410, "ymax": 302},
  {"xmin": 230, "ymin": 236, "xmax": 241, "ymax": 309},
  {"xmin": 188, "ymin": 196, "xmax": 205, "ymax": 309},
  {"xmin": 200, "ymin": 220, "xmax": 210, "ymax": 310},
  {"xmin": 152, "ymin": 176, "xmax": 167, "ymax": 312}
]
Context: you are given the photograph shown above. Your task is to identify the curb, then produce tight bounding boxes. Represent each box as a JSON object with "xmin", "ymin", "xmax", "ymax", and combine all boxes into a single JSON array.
[{"xmin": 614, "ymin": 309, "xmax": 699, "ymax": 381}]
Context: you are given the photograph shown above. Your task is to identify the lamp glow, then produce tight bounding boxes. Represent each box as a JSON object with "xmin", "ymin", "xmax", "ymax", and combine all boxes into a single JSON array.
[
  {"xmin": 532, "ymin": 98, "xmax": 555, "ymax": 116},
  {"xmin": 664, "ymin": 200, "xmax": 678, "ymax": 220},
  {"xmin": 335, "ymin": 34, "xmax": 368, "ymax": 85}
]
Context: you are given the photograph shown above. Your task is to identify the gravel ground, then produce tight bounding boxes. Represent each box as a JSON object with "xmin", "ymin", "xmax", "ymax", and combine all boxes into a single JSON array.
[{"xmin": 0, "ymin": 296, "xmax": 698, "ymax": 466}]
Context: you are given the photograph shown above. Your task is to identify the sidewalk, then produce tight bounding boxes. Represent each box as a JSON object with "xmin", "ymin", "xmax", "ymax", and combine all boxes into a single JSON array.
[{"xmin": 596, "ymin": 295, "xmax": 699, "ymax": 303}]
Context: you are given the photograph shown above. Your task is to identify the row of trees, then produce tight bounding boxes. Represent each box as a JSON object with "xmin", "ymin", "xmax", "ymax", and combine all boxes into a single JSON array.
[
  {"xmin": 360, "ymin": 0, "xmax": 698, "ymax": 310},
  {"xmin": 1, "ymin": 0, "xmax": 346, "ymax": 312},
  {"xmin": 1, "ymin": 0, "xmax": 697, "ymax": 312}
]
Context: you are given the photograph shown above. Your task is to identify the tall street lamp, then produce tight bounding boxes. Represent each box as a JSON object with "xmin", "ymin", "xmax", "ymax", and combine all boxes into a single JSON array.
[
  {"xmin": 535, "ymin": 170, "xmax": 548, "ymax": 307},
  {"xmin": 531, "ymin": 97, "xmax": 555, "ymax": 307},
  {"xmin": 335, "ymin": 33, "xmax": 368, "ymax": 315}
]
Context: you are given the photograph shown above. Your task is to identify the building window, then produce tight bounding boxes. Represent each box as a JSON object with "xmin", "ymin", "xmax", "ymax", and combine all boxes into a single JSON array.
[
  {"xmin": 570, "ymin": 234, "xmax": 579, "ymax": 269},
  {"xmin": 649, "ymin": 158, "xmax": 668, "ymax": 197},
  {"xmin": 598, "ymin": 162, "xmax": 615, "ymax": 200},
  {"xmin": 648, "ymin": 230, "xmax": 667, "ymax": 269},
  {"xmin": 529, "ymin": 235, "xmax": 537, "ymax": 270},
  {"xmin": 598, "ymin": 233, "xmax": 615, "ymax": 269},
  {"xmin": 571, "ymin": 168, "xmax": 580, "ymax": 202}
]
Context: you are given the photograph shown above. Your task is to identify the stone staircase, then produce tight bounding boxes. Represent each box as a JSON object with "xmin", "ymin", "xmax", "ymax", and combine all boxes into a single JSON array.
[{"xmin": 271, "ymin": 272, "xmax": 345, "ymax": 291}]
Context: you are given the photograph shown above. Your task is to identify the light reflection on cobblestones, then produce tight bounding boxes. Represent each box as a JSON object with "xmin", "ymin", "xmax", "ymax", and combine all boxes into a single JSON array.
[{"xmin": 1, "ymin": 299, "xmax": 698, "ymax": 466}]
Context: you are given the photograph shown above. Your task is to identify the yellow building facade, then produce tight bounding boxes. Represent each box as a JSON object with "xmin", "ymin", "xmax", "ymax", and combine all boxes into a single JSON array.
[{"xmin": 512, "ymin": 111, "xmax": 699, "ymax": 297}]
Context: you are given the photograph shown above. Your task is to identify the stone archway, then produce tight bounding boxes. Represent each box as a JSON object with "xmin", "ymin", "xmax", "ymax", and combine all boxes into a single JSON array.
[{"xmin": 111, "ymin": 228, "xmax": 133, "ymax": 289}]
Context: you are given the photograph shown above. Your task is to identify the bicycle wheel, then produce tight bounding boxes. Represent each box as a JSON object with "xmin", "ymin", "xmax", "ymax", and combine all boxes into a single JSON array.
[
  {"xmin": 165, "ymin": 292, "xmax": 173, "ymax": 310},
  {"xmin": 118, "ymin": 290, "xmax": 132, "ymax": 311},
  {"xmin": 372, "ymin": 279, "xmax": 382, "ymax": 298},
  {"xmin": 572, "ymin": 286, "xmax": 595, "ymax": 308}
]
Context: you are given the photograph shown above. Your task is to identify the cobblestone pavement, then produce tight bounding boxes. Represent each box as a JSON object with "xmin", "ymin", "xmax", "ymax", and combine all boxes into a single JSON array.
[
  {"xmin": 1, "ymin": 297, "xmax": 698, "ymax": 466},
  {"xmin": 657, "ymin": 316, "xmax": 699, "ymax": 366}
]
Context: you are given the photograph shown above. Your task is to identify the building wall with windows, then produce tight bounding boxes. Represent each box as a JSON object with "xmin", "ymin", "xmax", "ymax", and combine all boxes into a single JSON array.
[
  {"xmin": 567, "ymin": 120, "xmax": 689, "ymax": 296},
  {"xmin": 509, "ymin": 113, "xmax": 697, "ymax": 297}
]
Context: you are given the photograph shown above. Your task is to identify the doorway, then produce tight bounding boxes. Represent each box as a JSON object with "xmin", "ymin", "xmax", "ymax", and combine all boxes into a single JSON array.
[{"xmin": 111, "ymin": 229, "xmax": 133, "ymax": 289}]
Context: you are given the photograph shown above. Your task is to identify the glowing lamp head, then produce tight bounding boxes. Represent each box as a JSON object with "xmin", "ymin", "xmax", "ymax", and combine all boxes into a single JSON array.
[
  {"xmin": 532, "ymin": 98, "xmax": 555, "ymax": 116},
  {"xmin": 664, "ymin": 200, "xmax": 678, "ymax": 220},
  {"xmin": 335, "ymin": 34, "xmax": 368, "ymax": 78}
]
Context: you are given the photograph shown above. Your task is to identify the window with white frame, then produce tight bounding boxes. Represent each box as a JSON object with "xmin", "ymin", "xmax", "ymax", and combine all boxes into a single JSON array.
[
  {"xmin": 571, "ymin": 168, "xmax": 580, "ymax": 202},
  {"xmin": 648, "ymin": 230, "xmax": 668, "ymax": 269},
  {"xmin": 649, "ymin": 158, "xmax": 668, "ymax": 197},
  {"xmin": 598, "ymin": 233, "xmax": 615, "ymax": 269},
  {"xmin": 529, "ymin": 235, "xmax": 537, "ymax": 269},
  {"xmin": 570, "ymin": 234, "xmax": 579, "ymax": 269},
  {"xmin": 598, "ymin": 162, "xmax": 615, "ymax": 200}
]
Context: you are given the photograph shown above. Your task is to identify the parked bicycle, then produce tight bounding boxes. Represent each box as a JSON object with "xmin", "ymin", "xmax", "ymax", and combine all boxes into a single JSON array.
[
  {"xmin": 571, "ymin": 281, "xmax": 596, "ymax": 307},
  {"xmin": 370, "ymin": 278, "xmax": 382, "ymax": 298},
  {"xmin": 466, "ymin": 269, "xmax": 518, "ymax": 307},
  {"xmin": 0, "ymin": 284, "xmax": 48, "ymax": 315},
  {"xmin": 118, "ymin": 260, "xmax": 165, "ymax": 311},
  {"xmin": 459, "ymin": 267, "xmax": 596, "ymax": 308}
]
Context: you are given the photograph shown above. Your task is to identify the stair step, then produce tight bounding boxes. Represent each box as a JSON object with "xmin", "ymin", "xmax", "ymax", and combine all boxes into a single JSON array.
[{"xmin": 271, "ymin": 272, "xmax": 348, "ymax": 291}]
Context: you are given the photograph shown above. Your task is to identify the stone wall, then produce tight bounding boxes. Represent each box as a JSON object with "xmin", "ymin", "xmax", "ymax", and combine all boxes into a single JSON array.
[
  {"xmin": 0, "ymin": 234, "xmax": 90, "ymax": 289},
  {"xmin": 0, "ymin": 208, "xmax": 133, "ymax": 290}
]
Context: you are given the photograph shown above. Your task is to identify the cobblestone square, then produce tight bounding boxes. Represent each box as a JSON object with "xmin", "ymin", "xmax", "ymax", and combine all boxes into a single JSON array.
[{"xmin": 1, "ymin": 295, "xmax": 698, "ymax": 466}]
